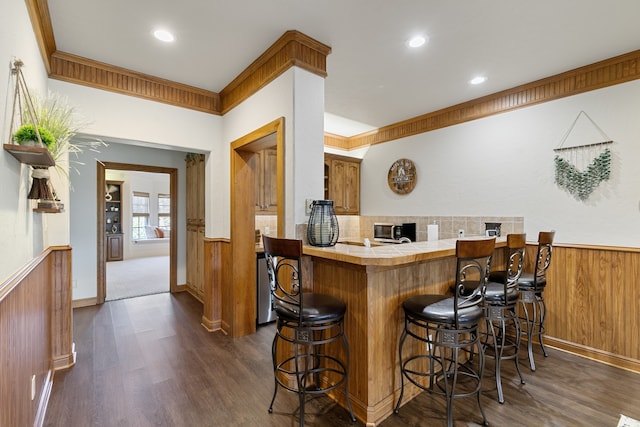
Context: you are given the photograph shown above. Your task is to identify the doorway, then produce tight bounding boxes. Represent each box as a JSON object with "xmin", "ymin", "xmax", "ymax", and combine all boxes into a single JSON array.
[
  {"xmin": 226, "ymin": 117, "xmax": 284, "ymax": 337},
  {"xmin": 97, "ymin": 161, "xmax": 178, "ymax": 304}
]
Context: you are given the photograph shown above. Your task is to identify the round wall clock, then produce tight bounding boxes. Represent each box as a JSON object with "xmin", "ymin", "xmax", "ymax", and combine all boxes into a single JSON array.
[{"xmin": 387, "ymin": 158, "xmax": 417, "ymax": 194}]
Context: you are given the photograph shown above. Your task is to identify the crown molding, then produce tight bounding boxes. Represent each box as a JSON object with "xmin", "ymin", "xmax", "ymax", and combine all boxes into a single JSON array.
[
  {"xmin": 23, "ymin": 0, "xmax": 56, "ymax": 73},
  {"xmin": 347, "ymin": 48, "xmax": 640, "ymax": 149},
  {"xmin": 27, "ymin": 5, "xmax": 331, "ymax": 116},
  {"xmin": 25, "ymin": 4, "xmax": 640, "ymax": 148},
  {"xmin": 323, "ymin": 132, "xmax": 351, "ymax": 150},
  {"xmin": 49, "ymin": 51, "xmax": 221, "ymax": 114},
  {"xmin": 220, "ymin": 30, "xmax": 331, "ymax": 114}
]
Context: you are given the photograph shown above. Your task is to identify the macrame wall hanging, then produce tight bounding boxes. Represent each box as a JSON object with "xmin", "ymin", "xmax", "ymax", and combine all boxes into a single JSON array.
[{"xmin": 554, "ymin": 111, "xmax": 613, "ymax": 201}]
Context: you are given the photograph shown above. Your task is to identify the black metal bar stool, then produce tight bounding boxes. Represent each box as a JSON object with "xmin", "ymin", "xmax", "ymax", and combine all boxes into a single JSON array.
[
  {"xmin": 395, "ymin": 237, "xmax": 495, "ymax": 427},
  {"xmin": 482, "ymin": 233, "xmax": 526, "ymax": 403},
  {"xmin": 516, "ymin": 231, "xmax": 555, "ymax": 372},
  {"xmin": 262, "ymin": 235, "xmax": 355, "ymax": 426}
]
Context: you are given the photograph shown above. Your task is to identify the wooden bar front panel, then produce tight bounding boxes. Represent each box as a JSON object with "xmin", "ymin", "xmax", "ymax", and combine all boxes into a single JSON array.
[{"xmin": 310, "ymin": 255, "xmax": 464, "ymax": 424}]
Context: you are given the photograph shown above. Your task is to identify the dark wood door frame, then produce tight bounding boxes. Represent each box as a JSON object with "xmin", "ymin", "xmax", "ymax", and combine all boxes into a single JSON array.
[{"xmin": 97, "ymin": 161, "xmax": 179, "ymax": 304}]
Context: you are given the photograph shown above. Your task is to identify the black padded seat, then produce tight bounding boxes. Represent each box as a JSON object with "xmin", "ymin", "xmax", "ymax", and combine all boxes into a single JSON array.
[
  {"xmin": 402, "ymin": 295, "xmax": 483, "ymax": 326},
  {"xmin": 483, "ymin": 281, "xmax": 519, "ymax": 304},
  {"xmin": 275, "ymin": 293, "xmax": 346, "ymax": 322},
  {"xmin": 515, "ymin": 272, "xmax": 546, "ymax": 290}
]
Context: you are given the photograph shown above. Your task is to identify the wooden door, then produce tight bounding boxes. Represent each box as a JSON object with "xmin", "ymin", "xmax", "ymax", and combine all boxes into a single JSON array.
[{"xmin": 186, "ymin": 154, "xmax": 205, "ymax": 301}]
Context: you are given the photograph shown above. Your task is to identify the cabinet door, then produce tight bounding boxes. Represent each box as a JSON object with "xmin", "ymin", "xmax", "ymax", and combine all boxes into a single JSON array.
[
  {"xmin": 331, "ymin": 159, "xmax": 347, "ymax": 213},
  {"xmin": 106, "ymin": 234, "xmax": 123, "ymax": 262},
  {"xmin": 263, "ymin": 148, "xmax": 278, "ymax": 212},
  {"xmin": 343, "ymin": 160, "xmax": 360, "ymax": 214},
  {"xmin": 255, "ymin": 148, "xmax": 277, "ymax": 214},
  {"xmin": 330, "ymin": 158, "xmax": 360, "ymax": 215}
]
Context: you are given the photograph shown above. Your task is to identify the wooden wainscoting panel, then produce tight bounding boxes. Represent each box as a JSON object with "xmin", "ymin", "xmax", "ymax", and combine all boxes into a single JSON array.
[
  {"xmin": 50, "ymin": 246, "xmax": 76, "ymax": 370},
  {"xmin": 539, "ymin": 244, "xmax": 640, "ymax": 373},
  {"xmin": 202, "ymin": 238, "xmax": 230, "ymax": 332},
  {"xmin": 0, "ymin": 247, "xmax": 73, "ymax": 427}
]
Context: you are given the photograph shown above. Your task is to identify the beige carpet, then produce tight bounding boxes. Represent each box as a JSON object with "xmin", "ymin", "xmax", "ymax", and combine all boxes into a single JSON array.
[{"xmin": 106, "ymin": 255, "xmax": 169, "ymax": 301}]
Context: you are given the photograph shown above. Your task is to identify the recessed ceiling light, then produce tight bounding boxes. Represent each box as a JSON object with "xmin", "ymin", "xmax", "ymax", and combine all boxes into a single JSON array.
[
  {"xmin": 153, "ymin": 29, "xmax": 175, "ymax": 43},
  {"xmin": 470, "ymin": 76, "xmax": 487, "ymax": 85},
  {"xmin": 407, "ymin": 35, "xmax": 428, "ymax": 48}
]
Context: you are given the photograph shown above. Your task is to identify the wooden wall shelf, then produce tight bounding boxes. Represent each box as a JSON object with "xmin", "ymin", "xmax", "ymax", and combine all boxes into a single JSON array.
[
  {"xmin": 3, "ymin": 144, "xmax": 55, "ymax": 167},
  {"xmin": 33, "ymin": 208, "xmax": 64, "ymax": 213}
]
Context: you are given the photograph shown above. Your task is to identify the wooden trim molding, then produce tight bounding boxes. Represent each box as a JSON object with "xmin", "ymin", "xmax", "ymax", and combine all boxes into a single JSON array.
[
  {"xmin": 23, "ymin": 0, "xmax": 56, "ymax": 73},
  {"xmin": 26, "ymin": 3, "xmax": 640, "ymax": 144},
  {"xmin": 72, "ymin": 297, "xmax": 98, "ymax": 308},
  {"xmin": 49, "ymin": 51, "xmax": 221, "ymax": 114},
  {"xmin": 220, "ymin": 30, "xmax": 331, "ymax": 114},
  {"xmin": 30, "ymin": 2, "xmax": 331, "ymax": 117},
  {"xmin": 324, "ymin": 132, "xmax": 350, "ymax": 150},
  {"xmin": 228, "ymin": 117, "xmax": 285, "ymax": 338},
  {"xmin": 347, "ymin": 49, "xmax": 640, "ymax": 149},
  {"xmin": 45, "ymin": 32, "xmax": 331, "ymax": 116}
]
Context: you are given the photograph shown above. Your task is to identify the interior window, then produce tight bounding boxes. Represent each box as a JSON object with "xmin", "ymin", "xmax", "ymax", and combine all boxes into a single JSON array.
[
  {"xmin": 158, "ymin": 193, "xmax": 171, "ymax": 233},
  {"xmin": 132, "ymin": 191, "xmax": 150, "ymax": 239}
]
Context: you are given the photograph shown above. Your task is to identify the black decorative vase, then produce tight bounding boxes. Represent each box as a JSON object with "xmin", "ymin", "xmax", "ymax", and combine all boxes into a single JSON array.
[{"xmin": 307, "ymin": 200, "xmax": 339, "ymax": 247}]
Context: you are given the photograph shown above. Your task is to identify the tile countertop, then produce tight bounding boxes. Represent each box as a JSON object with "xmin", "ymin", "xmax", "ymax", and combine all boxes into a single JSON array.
[{"xmin": 303, "ymin": 236, "xmax": 506, "ymax": 267}]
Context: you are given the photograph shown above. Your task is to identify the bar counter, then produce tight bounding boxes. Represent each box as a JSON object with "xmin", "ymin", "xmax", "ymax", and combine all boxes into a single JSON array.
[{"xmin": 302, "ymin": 237, "xmax": 506, "ymax": 426}]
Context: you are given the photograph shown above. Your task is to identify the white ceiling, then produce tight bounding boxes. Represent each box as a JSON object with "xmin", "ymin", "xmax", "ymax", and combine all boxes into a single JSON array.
[{"xmin": 47, "ymin": 1, "xmax": 640, "ymax": 135}]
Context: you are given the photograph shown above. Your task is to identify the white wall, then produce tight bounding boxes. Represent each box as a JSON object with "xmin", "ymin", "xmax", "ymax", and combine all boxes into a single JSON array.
[
  {"xmin": 47, "ymin": 80, "xmax": 221, "ymax": 152},
  {"xmin": 220, "ymin": 67, "xmax": 325, "ymax": 237},
  {"xmin": 0, "ymin": 0, "xmax": 54, "ymax": 281},
  {"xmin": 361, "ymin": 80, "xmax": 640, "ymax": 247}
]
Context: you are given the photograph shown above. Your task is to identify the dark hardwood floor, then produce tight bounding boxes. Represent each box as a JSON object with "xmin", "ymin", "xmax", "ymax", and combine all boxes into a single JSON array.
[{"xmin": 44, "ymin": 292, "xmax": 640, "ymax": 427}]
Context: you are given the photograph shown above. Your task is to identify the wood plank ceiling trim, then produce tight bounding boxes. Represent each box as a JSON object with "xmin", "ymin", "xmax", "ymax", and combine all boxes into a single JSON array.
[
  {"xmin": 26, "ymin": 1, "xmax": 640, "ymax": 150},
  {"xmin": 26, "ymin": 2, "xmax": 331, "ymax": 116},
  {"xmin": 345, "ymin": 49, "xmax": 640, "ymax": 150},
  {"xmin": 49, "ymin": 51, "xmax": 222, "ymax": 114},
  {"xmin": 323, "ymin": 132, "xmax": 350, "ymax": 151},
  {"xmin": 219, "ymin": 30, "xmax": 331, "ymax": 114},
  {"xmin": 23, "ymin": 0, "xmax": 56, "ymax": 74}
]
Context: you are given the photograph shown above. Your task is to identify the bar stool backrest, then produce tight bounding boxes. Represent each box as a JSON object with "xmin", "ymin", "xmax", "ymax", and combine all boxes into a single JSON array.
[
  {"xmin": 262, "ymin": 235, "xmax": 303, "ymax": 321},
  {"xmin": 532, "ymin": 231, "xmax": 555, "ymax": 291},
  {"xmin": 504, "ymin": 233, "xmax": 526, "ymax": 298},
  {"xmin": 453, "ymin": 237, "xmax": 496, "ymax": 327}
]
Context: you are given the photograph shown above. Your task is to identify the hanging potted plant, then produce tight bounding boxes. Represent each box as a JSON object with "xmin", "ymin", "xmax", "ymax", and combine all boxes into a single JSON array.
[
  {"xmin": 6, "ymin": 60, "xmax": 106, "ymax": 209},
  {"xmin": 19, "ymin": 91, "xmax": 107, "ymax": 204},
  {"xmin": 13, "ymin": 123, "xmax": 56, "ymax": 148}
]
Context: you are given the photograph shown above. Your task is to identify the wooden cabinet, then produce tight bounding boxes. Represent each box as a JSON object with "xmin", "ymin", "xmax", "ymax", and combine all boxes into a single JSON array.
[
  {"xmin": 105, "ymin": 180, "xmax": 124, "ymax": 262},
  {"xmin": 255, "ymin": 148, "xmax": 277, "ymax": 214},
  {"xmin": 324, "ymin": 154, "xmax": 360, "ymax": 215},
  {"xmin": 186, "ymin": 154, "xmax": 205, "ymax": 301},
  {"xmin": 106, "ymin": 234, "xmax": 123, "ymax": 261}
]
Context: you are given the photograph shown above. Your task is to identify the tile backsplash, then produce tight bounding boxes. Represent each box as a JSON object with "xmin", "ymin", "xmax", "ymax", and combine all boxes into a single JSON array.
[
  {"xmin": 359, "ymin": 216, "xmax": 524, "ymax": 241},
  {"xmin": 285, "ymin": 215, "xmax": 524, "ymax": 244}
]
